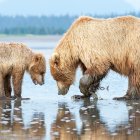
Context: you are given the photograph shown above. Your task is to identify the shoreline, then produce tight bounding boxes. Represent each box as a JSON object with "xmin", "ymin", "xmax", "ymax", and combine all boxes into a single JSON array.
[
  {"xmin": 0, "ymin": 35, "xmax": 62, "ymax": 48},
  {"xmin": 0, "ymin": 35, "xmax": 62, "ymax": 42}
]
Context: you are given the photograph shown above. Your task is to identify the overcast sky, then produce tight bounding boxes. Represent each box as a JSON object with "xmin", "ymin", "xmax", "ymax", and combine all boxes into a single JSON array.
[{"xmin": 0, "ymin": 0, "xmax": 139, "ymax": 16}]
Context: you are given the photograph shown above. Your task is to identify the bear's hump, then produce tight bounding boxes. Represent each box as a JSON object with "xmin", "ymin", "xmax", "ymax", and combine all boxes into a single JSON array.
[
  {"xmin": 74, "ymin": 16, "xmax": 102, "ymax": 24},
  {"xmin": 109, "ymin": 15, "xmax": 139, "ymax": 23},
  {"xmin": 75, "ymin": 15, "xmax": 139, "ymax": 24}
]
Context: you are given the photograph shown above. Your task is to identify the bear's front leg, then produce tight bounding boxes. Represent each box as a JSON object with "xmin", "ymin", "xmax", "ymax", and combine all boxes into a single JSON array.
[
  {"xmin": 12, "ymin": 69, "xmax": 24, "ymax": 99},
  {"xmin": 72, "ymin": 74, "xmax": 93, "ymax": 100},
  {"xmin": 75, "ymin": 72, "xmax": 107, "ymax": 100},
  {"xmin": 72, "ymin": 74, "xmax": 101, "ymax": 100},
  {"xmin": 114, "ymin": 74, "xmax": 140, "ymax": 100},
  {"xmin": 79, "ymin": 74, "xmax": 95, "ymax": 97}
]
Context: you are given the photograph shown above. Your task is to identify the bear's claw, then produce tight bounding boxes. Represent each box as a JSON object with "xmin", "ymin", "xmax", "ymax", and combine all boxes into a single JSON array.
[
  {"xmin": 71, "ymin": 95, "xmax": 90, "ymax": 100},
  {"xmin": 113, "ymin": 96, "xmax": 140, "ymax": 100}
]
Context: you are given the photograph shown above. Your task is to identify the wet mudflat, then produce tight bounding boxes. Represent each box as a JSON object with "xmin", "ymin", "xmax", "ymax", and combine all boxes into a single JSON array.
[{"xmin": 0, "ymin": 36, "xmax": 140, "ymax": 140}]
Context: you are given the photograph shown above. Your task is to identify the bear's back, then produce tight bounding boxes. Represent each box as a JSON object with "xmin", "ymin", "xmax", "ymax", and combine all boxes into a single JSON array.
[
  {"xmin": 0, "ymin": 43, "xmax": 33, "ymax": 64},
  {"xmin": 74, "ymin": 15, "xmax": 140, "ymax": 25}
]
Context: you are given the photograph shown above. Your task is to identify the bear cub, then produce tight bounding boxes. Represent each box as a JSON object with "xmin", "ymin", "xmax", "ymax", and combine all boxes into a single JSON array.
[{"xmin": 0, "ymin": 43, "xmax": 46, "ymax": 100}]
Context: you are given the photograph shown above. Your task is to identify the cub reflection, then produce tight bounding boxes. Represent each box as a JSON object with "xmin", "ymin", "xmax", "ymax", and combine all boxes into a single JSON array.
[{"xmin": 0, "ymin": 100, "xmax": 45, "ymax": 140}]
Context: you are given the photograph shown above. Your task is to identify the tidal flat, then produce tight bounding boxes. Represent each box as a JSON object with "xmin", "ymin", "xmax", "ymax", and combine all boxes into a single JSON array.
[{"xmin": 0, "ymin": 35, "xmax": 139, "ymax": 140}]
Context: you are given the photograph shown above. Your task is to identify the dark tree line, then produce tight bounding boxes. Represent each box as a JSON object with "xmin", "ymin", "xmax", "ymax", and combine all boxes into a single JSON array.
[{"xmin": 0, "ymin": 12, "xmax": 139, "ymax": 35}]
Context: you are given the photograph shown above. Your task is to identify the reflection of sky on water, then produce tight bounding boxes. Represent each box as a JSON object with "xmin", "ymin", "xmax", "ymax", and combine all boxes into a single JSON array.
[
  {"xmin": 21, "ymin": 100, "xmax": 58, "ymax": 140},
  {"xmin": 97, "ymin": 100, "xmax": 129, "ymax": 133}
]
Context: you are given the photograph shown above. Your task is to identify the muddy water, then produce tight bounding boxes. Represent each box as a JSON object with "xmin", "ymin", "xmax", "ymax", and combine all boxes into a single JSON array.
[{"xmin": 0, "ymin": 36, "xmax": 140, "ymax": 140}]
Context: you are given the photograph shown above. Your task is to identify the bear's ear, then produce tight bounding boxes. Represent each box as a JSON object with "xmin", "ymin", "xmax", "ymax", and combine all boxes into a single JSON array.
[
  {"xmin": 51, "ymin": 52, "xmax": 60, "ymax": 66},
  {"xmin": 34, "ymin": 54, "xmax": 42, "ymax": 63}
]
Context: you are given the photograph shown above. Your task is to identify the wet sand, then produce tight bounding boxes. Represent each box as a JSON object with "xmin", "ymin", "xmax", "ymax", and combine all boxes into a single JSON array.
[{"xmin": 0, "ymin": 35, "xmax": 139, "ymax": 140}]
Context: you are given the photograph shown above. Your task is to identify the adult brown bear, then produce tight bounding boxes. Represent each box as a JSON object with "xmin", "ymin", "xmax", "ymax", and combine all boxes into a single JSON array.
[
  {"xmin": 50, "ymin": 16, "xmax": 140, "ymax": 100},
  {"xmin": 0, "ymin": 43, "xmax": 46, "ymax": 100}
]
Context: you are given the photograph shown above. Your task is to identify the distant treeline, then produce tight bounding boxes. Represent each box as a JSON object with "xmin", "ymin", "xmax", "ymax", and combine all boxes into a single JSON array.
[{"xmin": 0, "ymin": 12, "xmax": 139, "ymax": 35}]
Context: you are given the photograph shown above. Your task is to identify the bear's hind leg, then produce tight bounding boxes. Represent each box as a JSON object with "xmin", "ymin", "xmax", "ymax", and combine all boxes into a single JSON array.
[
  {"xmin": 4, "ymin": 74, "xmax": 12, "ymax": 98},
  {"xmin": 12, "ymin": 69, "xmax": 24, "ymax": 99},
  {"xmin": 114, "ymin": 74, "xmax": 140, "ymax": 100}
]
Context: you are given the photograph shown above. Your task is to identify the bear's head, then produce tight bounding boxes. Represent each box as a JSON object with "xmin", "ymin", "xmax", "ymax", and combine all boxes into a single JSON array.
[
  {"xmin": 50, "ymin": 52, "xmax": 77, "ymax": 95},
  {"xmin": 29, "ymin": 53, "xmax": 46, "ymax": 85}
]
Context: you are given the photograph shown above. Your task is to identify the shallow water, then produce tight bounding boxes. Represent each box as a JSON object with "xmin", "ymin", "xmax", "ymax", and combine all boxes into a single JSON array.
[{"xmin": 0, "ymin": 36, "xmax": 140, "ymax": 140}]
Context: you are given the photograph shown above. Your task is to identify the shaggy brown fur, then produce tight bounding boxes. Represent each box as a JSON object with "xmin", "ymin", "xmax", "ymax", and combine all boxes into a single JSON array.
[
  {"xmin": 0, "ymin": 43, "xmax": 46, "ymax": 99},
  {"xmin": 50, "ymin": 15, "xmax": 140, "ymax": 100}
]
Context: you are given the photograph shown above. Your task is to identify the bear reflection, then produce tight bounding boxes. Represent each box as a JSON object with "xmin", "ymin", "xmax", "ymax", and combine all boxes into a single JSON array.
[
  {"xmin": 51, "ymin": 99, "xmax": 140, "ymax": 140},
  {"xmin": 0, "ymin": 100, "xmax": 45, "ymax": 139},
  {"xmin": 51, "ymin": 99, "xmax": 100, "ymax": 140},
  {"xmin": 0, "ymin": 99, "xmax": 140, "ymax": 140},
  {"xmin": 51, "ymin": 102, "xmax": 79, "ymax": 140}
]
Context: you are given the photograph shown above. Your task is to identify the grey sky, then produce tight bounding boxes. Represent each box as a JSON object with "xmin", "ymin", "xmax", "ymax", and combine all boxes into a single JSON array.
[{"xmin": 0, "ymin": 0, "xmax": 139, "ymax": 16}]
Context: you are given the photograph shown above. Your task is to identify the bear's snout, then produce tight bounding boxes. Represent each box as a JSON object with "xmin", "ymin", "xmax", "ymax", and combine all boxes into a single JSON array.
[
  {"xmin": 33, "ymin": 78, "xmax": 44, "ymax": 86},
  {"xmin": 58, "ymin": 87, "xmax": 69, "ymax": 95}
]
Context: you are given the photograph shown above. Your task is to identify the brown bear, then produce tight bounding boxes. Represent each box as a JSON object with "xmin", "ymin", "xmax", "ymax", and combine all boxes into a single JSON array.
[
  {"xmin": 0, "ymin": 43, "xmax": 46, "ymax": 100},
  {"xmin": 50, "ymin": 15, "xmax": 140, "ymax": 100}
]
